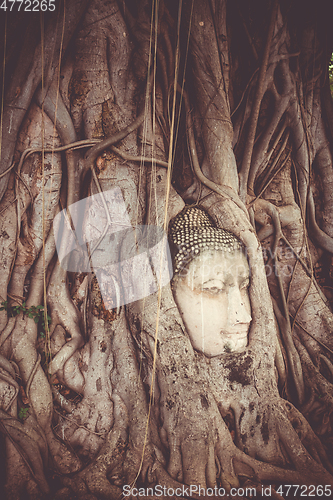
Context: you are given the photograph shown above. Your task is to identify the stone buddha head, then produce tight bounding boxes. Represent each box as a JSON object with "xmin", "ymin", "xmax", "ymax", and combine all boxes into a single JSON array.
[{"xmin": 169, "ymin": 207, "xmax": 252, "ymax": 357}]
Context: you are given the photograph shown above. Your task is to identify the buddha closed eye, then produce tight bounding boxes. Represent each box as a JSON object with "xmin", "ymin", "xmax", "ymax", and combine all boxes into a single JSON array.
[{"xmin": 169, "ymin": 207, "xmax": 252, "ymax": 357}]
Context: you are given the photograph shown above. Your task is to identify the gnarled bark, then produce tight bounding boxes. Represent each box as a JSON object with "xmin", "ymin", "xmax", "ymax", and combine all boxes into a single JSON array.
[{"xmin": 1, "ymin": 1, "xmax": 333, "ymax": 498}]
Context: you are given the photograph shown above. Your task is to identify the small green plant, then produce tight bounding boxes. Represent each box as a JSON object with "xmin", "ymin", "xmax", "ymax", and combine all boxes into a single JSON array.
[
  {"xmin": 18, "ymin": 407, "xmax": 29, "ymax": 421},
  {"xmin": 0, "ymin": 301, "xmax": 51, "ymax": 337}
]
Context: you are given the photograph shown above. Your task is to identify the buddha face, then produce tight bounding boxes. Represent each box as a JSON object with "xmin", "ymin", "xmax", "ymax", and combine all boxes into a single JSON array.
[{"xmin": 172, "ymin": 249, "xmax": 252, "ymax": 356}]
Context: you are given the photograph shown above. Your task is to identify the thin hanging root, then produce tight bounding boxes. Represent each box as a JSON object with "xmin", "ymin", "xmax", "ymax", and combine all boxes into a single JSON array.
[
  {"xmin": 320, "ymin": 355, "xmax": 333, "ymax": 378},
  {"xmin": 0, "ymin": 352, "xmax": 17, "ymax": 378},
  {"xmin": 238, "ymin": 0, "xmax": 279, "ymax": 200},
  {"xmin": 0, "ymin": 317, "xmax": 16, "ymax": 349},
  {"xmin": 236, "ymin": 445, "xmax": 333, "ymax": 486},
  {"xmin": 290, "ymin": 314, "xmax": 333, "ymax": 357},
  {"xmin": 254, "ymin": 199, "xmax": 305, "ymax": 404},
  {"xmin": 231, "ymin": 68, "xmax": 259, "ymax": 118},
  {"xmin": 110, "ymin": 145, "xmax": 168, "ymax": 168},
  {"xmin": 294, "ymin": 336, "xmax": 333, "ymax": 409},
  {"xmin": 248, "ymin": 101, "xmax": 290, "ymax": 192},
  {"xmin": 281, "ymin": 399, "xmax": 333, "ymax": 474},
  {"xmin": 110, "ymin": 275, "xmax": 121, "ymax": 316},
  {"xmin": 272, "ymin": 282, "xmax": 305, "ymax": 405},
  {"xmin": 252, "ymin": 134, "xmax": 290, "ymax": 203},
  {"xmin": 236, "ymin": 4, "xmax": 259, "ymax": 61},
  {"xmin": 258, "ymin": 214, "xmax": 332, "ymax": 331},
  {"xmin": 25, "ymin": 354, "xmax": 41, "ymax": 404},
  {"xmin": 10, "ymin": 138, "xmax": 166, "ymax": 198},
  {"xmin": 307, "ymin": 187, "xmax": 333, "ymax": 254},
  {"xmin": 0, "ymin": 412, "xmax": 50, "ymax": 494},
  {"xmin": 182, "ymin": 87, "xmax": 248, "ymax": 215},
  {"xmin": 0, "ymin": 368, "xmax": 19, "ymax": 411},
  {"xmin": 83, "ymin": 71, "xmax": 155, "ymax": 178}
]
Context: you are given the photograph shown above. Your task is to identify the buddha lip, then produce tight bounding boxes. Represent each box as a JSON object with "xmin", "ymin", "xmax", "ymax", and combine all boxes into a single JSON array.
[{"xmin": 222, "ymin": 329, "xmax": 248, "ymax": 337}]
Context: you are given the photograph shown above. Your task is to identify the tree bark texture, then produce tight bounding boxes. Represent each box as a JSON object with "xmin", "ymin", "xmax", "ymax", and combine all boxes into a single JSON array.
[{"xmin": 0, "ymin": 1, "xmax": 333, "ymax": 498}]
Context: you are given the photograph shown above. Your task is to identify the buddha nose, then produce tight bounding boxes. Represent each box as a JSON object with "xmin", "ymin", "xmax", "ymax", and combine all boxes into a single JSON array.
[{"xmin": 227, "ymin": 286, "xmax": 252, "ymax": 327}]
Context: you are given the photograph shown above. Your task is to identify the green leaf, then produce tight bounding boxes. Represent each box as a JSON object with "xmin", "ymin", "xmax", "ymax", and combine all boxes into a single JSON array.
[
  {"xmin": 34, "ymin": 316, "xmax": 39, "ymax": 324},
  {"xmin": 28, "ymin": 312, "xmax": 34, "ymax": 319},
  {"xmin": 18, "ymin": 407, "xmax": 29, "ymax": 420},
  {"xmin": 36, "ymin": 305, "xmax": 44, "ymax": 310}
]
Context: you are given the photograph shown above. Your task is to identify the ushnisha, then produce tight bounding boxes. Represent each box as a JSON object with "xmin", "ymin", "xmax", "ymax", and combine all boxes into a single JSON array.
[{"xmin": 169, "ymin": 206, "xmax": 243, "ymax": 275}]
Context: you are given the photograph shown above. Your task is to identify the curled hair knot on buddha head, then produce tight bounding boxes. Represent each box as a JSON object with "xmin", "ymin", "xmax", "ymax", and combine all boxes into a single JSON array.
[{"xmin": 169, "ymin": 206, "xmax": 244, "ymax": 276}]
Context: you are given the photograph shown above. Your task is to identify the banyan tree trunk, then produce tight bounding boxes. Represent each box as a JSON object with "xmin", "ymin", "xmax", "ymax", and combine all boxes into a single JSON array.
[{"xmin": 0, "ymin": 0, "xmax": 333, "ymax": 498}]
